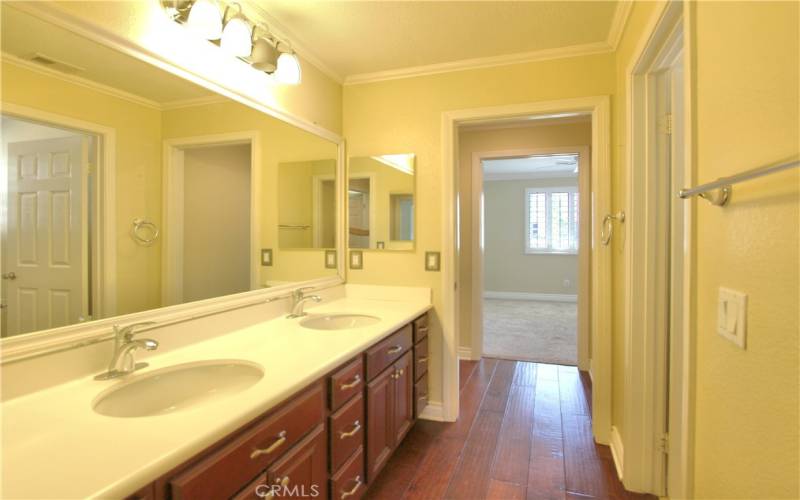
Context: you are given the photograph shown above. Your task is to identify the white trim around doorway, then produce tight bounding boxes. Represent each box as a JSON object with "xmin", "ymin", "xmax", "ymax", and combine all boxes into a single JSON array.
[
  {"xmin": 162, "ymin": 131, "xmax": 261, "ymax": 306},
  {"xmin": 441, "ymin": 96, "xmax": 612, "ymax": 444}
]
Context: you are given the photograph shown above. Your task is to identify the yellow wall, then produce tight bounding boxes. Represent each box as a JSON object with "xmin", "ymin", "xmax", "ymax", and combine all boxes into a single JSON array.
[
  {"xmin": 343, "ymin": 53, "xmax": 615, "ymax": 403},
  {"xmin": 162, "ymin": 100, "xmax": 339, "ymax": 286},
  {"xmin": 1, "ymin": 61, "xmax": 163, "ymax": 315},
  {"xmin": 691, "ymin": 2, "xmax": 799, "ymax": 497},
  {"xmin": 457, "ymin": 121, "xmax": 592, "ymax": 351},
  {"xmin": 36, "ymin": 1, "xmax": 343, "ymax": 134}
]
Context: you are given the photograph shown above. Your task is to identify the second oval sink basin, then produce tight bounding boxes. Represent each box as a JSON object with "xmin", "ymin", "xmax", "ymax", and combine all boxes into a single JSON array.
[
  {"xmin": 300, "ymin": 314, "xmax": 380, "ymax": 331},
  {"xmin": 93, "ymin": 360, "xmax": 264, "ymax": 418}
]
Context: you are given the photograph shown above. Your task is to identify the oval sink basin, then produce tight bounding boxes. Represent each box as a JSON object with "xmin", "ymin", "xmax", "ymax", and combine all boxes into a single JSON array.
[
  {"xmin": 300, "ymin": 314, "xmax": 380, "ymax": 331},
  {"xmin": 93, "ymin": 360, "xmax": 264, "ymax": 418}
]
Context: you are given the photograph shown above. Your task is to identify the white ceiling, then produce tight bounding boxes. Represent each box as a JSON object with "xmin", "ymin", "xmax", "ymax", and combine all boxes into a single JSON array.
[
  {"xmin": 253, "ymin": 0, "xmax": 626, "ymax": 82},
  {"xmin": 483, "ymin": 154, "xmax": 579, "ymax": 180},
  {"xmin": 1, "ymin": 4, "xmax": 214, "ymax": 105}
]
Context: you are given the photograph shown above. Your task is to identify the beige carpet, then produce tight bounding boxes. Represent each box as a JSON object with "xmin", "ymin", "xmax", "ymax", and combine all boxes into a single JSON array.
[{"xmin": 483, "ymin": 299, "xmax": 577, "ymax": 366}]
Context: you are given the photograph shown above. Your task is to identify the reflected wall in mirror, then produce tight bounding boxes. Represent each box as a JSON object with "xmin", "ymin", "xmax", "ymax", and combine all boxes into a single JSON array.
[
  {"xmin": 348, "ymin": 154, "xmax": 415, "ymax": 251},
  {"xmin": 278, "ymin": 159, "xmax": 336, "ymax": 249},
  {"xmin": 0, "ymin": 4, "xmax": 340, "ymax": 338}
]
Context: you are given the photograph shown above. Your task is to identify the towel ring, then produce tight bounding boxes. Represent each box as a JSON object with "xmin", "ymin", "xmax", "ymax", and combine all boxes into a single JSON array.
[
  {"xmin": 131, "ymin": 218, "xmax": 159, "ymax": 246},
  {"xmin": 600, "ymin": 211, "xmax": 625, "ymax": 246}
]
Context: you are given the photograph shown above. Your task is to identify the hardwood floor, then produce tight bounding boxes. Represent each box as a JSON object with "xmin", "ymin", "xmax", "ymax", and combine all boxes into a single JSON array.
[{"xmin": 365, "ymin": 359, "xmax": 655, "ymax": 500}]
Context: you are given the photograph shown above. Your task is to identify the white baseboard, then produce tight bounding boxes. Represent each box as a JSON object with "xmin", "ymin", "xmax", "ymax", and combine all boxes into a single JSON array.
[
  {"xmin": 609, "ymin": 425, "xmax": 624, "ymax": 480},
  {"xmin": 418, "ymin": 400, "xmax": 444, "ymax": 421},
  {"xmin": 483, "ymin": 291, "xmax": 577, "ymax": 302}
]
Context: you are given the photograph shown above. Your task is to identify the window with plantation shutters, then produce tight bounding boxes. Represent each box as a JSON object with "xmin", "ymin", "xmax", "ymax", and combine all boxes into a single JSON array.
[{"xmin": 525, "ymin": 187, "xmax": 579, "ymax": 254}]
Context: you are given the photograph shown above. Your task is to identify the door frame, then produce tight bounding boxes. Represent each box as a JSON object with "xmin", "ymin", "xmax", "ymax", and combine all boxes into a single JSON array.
[
  {"xmin": 623, "ymin": 1, "xmax": 693, "ymax": 496},
  {"xmin": 467, "ymin": 145, "xmax": 591, "ymax": 371},
  {"xmin": 442, "ymin": 96, "xmax": 612, "ymax": 442},
  {"xmin": 1, "ymin": 103, "xmax": 117, "ymax": 321},
  {"xmin": 162, "ymin": 131, "xmax": 260, "ymax": 305},
  {"xmin": 343, "ymin": 172, "xmax": 376, "ymax": 249}
]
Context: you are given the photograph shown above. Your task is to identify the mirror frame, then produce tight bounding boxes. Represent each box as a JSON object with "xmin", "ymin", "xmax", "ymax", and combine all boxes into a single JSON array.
[
  {"xmin": 0, "ymin": 3, "xmax": 346, "ymax": 363},
  {"xmin": 346, "ymin": 153, "xmax": 417, "ymax": 252}
]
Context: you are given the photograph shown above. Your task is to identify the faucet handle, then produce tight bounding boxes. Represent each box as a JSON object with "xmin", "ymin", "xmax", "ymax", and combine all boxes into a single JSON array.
[{"xmin": 293, "ymin": 286, "xmax": 315, "ymax": 298}]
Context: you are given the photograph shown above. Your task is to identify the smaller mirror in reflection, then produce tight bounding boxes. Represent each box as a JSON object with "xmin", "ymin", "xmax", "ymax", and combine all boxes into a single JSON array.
[
  {"xmin": 348, "ymin": 154, "xmax": 415, "ymax": 251},
  {"xmin": 278, "ymin": 159, "xmax": 337, "ymax": 249}
]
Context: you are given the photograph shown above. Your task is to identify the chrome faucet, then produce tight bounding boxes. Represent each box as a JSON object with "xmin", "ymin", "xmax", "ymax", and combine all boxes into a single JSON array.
[
  {"xmin": 287, "ymin": 287, "xmax": 321, "ymax": 319},
  {"xmin": 95, "ymin": 322, "xmax": 159, "ymax": 380}
]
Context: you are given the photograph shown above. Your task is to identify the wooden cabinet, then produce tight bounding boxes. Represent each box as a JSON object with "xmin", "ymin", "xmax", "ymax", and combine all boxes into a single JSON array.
[{"xmin": 130, "ymin": 311, "xmax": 430, "ymax": 500}]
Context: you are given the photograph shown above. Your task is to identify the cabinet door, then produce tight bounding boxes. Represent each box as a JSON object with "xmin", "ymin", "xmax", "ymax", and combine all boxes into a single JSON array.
[
  {"xmin": 393, "ymin": 351, "xmax": 414, "ymax": 445},
  {"xmin": 266, "ymin": 425, "xmax": 328, "ymax": 500},
  {"xmin": 366, "ymin": 365, "xmax": 395, "ymax": 482}
]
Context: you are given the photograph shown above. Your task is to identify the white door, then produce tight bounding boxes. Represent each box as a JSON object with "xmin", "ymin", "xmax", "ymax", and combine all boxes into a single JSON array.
[{"xmin": 4, "ymin": 136, "xmax": 88, "ymax": 335}]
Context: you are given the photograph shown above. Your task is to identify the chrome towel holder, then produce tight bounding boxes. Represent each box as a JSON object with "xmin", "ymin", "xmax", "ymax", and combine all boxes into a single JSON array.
[
  {"xmin": 678, "ymin": 158, "xmax": 799, "ymax": 206},
  {"xmin": 131, "ymin": 218, "xmax": 159, "ymax": 246}
]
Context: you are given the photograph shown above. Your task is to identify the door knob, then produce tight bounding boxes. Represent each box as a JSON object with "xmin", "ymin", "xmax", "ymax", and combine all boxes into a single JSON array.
[{"xmin": 2, "ymin": 272, "xmax": 17, "ymax": 280}]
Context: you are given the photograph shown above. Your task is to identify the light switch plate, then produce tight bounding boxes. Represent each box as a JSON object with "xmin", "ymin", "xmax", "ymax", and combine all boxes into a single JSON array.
[
  {"xmin": 717, "ymin": 287, "xmax": 747, "ymax": 349},
  {"xmin": 324, "ymin": 250, "xmax": 337, "ymax": 269},
  {"xmin": 261, "ymin": 248, "xmax": 273, "ymax": 267},
  {"xmin": 425, "ymin": 251, "xmax": 441, "ymax": 271},
  {"xmin": 349, "ymin": 250, "xmax": 363, "ymax": 270}
]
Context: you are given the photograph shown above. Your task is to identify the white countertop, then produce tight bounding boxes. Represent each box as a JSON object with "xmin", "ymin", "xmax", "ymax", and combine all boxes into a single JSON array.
[{"xmin": 1, "ymin": 296, "xmax": 431, "ymax": 499}]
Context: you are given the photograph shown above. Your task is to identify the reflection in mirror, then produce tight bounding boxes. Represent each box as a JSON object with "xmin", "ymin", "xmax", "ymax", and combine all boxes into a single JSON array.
[
  {"xmin": 348, "ymin": 154, "xmax": 415, "ymax": 251},
  {"xmin": 0, "ymin": 4, "xmax": 339, "ymax": 338}
]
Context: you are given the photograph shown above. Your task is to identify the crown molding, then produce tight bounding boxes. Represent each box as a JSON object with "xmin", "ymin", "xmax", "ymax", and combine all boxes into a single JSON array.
[
  {"xmin": 344, "ymin": 41, "xmax": 613, "ymax": 86},
  {"xmin": 2, "ymin": 52, "xmax": 162, "ymax": 110},
  {"xmin": 241, "ymin": 1, "xmax": 344, "ymax": 84},
  {"xmin": 161, "ymin": 94, "xmax": 229, "ymax": 110},
  {"xmin": 607, "ymin": 1, "xmax": 634, "ymax": 50}
]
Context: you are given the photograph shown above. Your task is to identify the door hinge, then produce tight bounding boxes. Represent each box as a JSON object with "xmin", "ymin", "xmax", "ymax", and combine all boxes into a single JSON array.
[
  {"xmin": 658, "ymin": 433, "xmax": 670, "ymax": 454},
  {"xmin": 664, "ymin": 113, "xmax": 673, "ymax": 135}
]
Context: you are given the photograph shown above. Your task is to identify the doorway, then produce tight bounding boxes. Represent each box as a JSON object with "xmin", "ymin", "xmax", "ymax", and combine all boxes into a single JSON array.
[
  {"xmin": 1, "ymin": 115, "xmax": 99, "ymax": 336},
  {"xmin": 463, "ymin": 138, "xmax": 590, "ymax": 368},
  {"xmin": 162, "ymin": 133, "xmax": 259, "ymax": 306}
]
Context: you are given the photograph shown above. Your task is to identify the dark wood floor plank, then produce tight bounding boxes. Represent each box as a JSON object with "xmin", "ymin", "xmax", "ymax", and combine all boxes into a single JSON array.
[
  {"xmin": 490, "ymin": 385, "xmax": 536, "ymax": 484},
  {"xmin": 444, "ymin": 410, "xmax": 504, "ymax": 499},
  {"xmin": 487, "ymin": 479, "xmax": 526, "ymax": 500},
  {"xmin": 562, "ymin": 414, "xmax": 610, "ymax": 498},
  {"xmin": 460, "ymin": 359, "xmax": 480, "ymax": 390},
  {"xmin": 403, "ymin": 436, "xmax": 465, "ymax": 500},
  {"xmin": 527, "ymin": 366, "xmax": 566, "ymax": 500},
  {"xmin": 512, "ymin": 361, "xmax": 537, "ymax": 387},
  {"xmin": 481, "ymin": 359, "xmax": 516, "ymax": 413},
  {"xmin": 443, "ymin": 358, "xmax": 498, "ymax": 439},
  {"xmin": 558, "ymin": 368, "xmax": 590, "ymax": 417}
]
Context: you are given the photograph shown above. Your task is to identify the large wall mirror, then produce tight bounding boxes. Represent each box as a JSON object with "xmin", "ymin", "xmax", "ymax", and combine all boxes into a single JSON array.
[
  {"xmin": 0, "ymin": 4, "xmax": 342, "ymax": 340},
  {"xmin": 348, "ymin": 154, "xmax": 415, "ymax": 251}
]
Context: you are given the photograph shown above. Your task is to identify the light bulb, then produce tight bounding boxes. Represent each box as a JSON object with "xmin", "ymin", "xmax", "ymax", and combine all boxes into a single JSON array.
[
  {"xmin": 221, "ymin": 16, "xmax": 252, "ymax": 57},
  {"xmin": 275, "ymin": 52, "xmax": 301, "ymax": 85},
  {"xmin": 187, "ymin": 0, "xmax": 222, "ymax": 40}
]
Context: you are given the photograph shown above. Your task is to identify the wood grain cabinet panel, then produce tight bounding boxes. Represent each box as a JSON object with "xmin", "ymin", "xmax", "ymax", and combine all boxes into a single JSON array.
[
  {"xmin": 168, "ymin": 383, "xmax": 324, "ymax": 500},
  {"xmin": 366, "ymin": 363, "xmax": 395, "ymax": 482},
  {"xmin": 393, "ymin": 351, "xmax": 414, "ymax": 445},
  {"xmin": 329, "ymin": 392, "xmax": 364, "ymax": 473},
  {"xmin": 266, "ymin": 424, "xmax": 328, "ymax": 500},
  {"xmin": 365, "ymin": 324, "xmax": 413, "ymax": 380},
  {"xmin": 231, "ymin": 474, "xmax": 267, "ymax": 500},
  {"xmin": 413, "ymin": 336, "xmax": 429, "ymax": 381},
  {"xmin": 413, "ymin": 313, "xmax": 429, "ymax": 343},
  {"xmin": 331, "ymin": 447, "xmax": 366, "ymax": 500},
  {"xmin": 414, "ymin": 373, "xmax": 429, "ymax": 418},
  {"xmin": 330, "ymin": 357, "xmax": 363, "ymax": 412}
]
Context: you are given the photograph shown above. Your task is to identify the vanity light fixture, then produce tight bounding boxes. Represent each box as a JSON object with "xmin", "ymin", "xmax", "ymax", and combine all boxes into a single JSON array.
[
  {"xmin": 250, "ymin": 34, "xmax": 279, "ymax": 73},
  {"xmin": 186, "ymin": 0, "xmax": 223, "ymax": 40},
  {"xmin": 220, "ymin": 3, "xmax": 252, "ymax": 57},
  {"xmin": 275, "ymin": 42, "xmax": 302, "ymax": 85}
]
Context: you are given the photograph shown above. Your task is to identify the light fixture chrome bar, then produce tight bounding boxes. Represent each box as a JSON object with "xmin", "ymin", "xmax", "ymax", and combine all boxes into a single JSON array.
[{"xmin": 678, "ymin": 158, "xmax": 799, "ymax": 206}]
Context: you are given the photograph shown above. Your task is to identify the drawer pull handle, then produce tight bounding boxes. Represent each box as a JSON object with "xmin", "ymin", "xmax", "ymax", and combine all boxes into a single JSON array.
[
  {"xmin": 341, "ymin": 476, "xmax": 362, "ymax": 499},
  {"xmin": 418, "ymin": 356, "xmax": 429, "ymax": 363},
  {"xmin": 387, "ymin": 345, "xmax": 403, "ymax": 354},
  {"xmin": 419, "ymin": 394, "xmax": 428, "ymax": 401},
  {"xmin": 340, "ymin": 375, "xmax": 361, "ymax": 390},
  {"xmin": 274, "ymin": 476, "xmax": 290, "ymax": 487},
  {"xmin": 250, "ymin": 430, "xmax": 287, "ymax": 459},
  {"xmin": 338, "ymin": 420, "xmax": 361, "ymax": 439},
  {"xmin": 417, "ymin": 326, "xmax": 429, "ymax": 333}
]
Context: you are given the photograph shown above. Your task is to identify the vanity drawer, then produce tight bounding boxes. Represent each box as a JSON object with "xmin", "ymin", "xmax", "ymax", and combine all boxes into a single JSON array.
[
  {"xmin": 266, "ymin": 424, "xmax": 328, "ymax": 500},
  {"xmin": 414, "ymin": 336, "xmax": 429, "ymax": 381},
  {"xmin": 330, "ymin": 392, "xmax": 364, "ymax": 473},
  {"xmin": 331, "ymin": 447, "xmax": 365, "ymax": 500},
  {"xmin": 414, "ymin": 373, "xmax": 429, "ymax": 418},
  {"xmin": 169, "ymin": 382, "xmax": 324, "ymax": 500},
  {"xmin": 413, "ymin": 313, "xmax": 429, "ymax": 343},
  {"xmin": 330, "ymin": 357, "xmax": 363, "ymax": 411},
  {"xmin": 365, "ymin": 324, "xmax": 413, "ymax": 381},
  {"xmin": 231, "ymin": 474, "xmax": 266, "ymax": 500}
]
